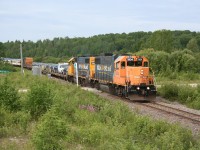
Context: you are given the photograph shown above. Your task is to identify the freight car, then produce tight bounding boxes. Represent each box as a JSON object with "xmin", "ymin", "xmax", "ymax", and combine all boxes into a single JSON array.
[
  {"xmin": 23, "ymin": 57, "xmax": 33, "ymax": 69},
  {"xmin": 67, "ymin": 53, "xmax": 156, "ymax": 101},
  {"xmin": 5, "ymin": 54, "xmax": 156, "ymax": 101},
  {"xmin": 3, "ymin": 57, "xmax": 33, "ymax": 69}
]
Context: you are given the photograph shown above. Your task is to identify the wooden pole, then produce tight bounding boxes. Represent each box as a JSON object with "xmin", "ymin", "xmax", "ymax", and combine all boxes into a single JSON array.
[{"xmin": 20, "ymin": 44, "xmax": 24, "ymax": 75}]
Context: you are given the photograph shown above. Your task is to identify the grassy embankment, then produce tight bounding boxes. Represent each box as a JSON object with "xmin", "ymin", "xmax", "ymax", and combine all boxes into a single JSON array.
[
  {"xmin": 0, "ymin": 70, "xmax": 200, "ymax": 149},
  {"xmin": 156, "ymin": 73, "xmax": 200, "ymax": 110}
]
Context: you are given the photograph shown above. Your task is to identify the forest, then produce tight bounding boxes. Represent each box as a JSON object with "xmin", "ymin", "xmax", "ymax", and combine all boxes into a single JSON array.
[{"xmin": 1, "ymin": 30, "xmax": 200, "ymax": 74}]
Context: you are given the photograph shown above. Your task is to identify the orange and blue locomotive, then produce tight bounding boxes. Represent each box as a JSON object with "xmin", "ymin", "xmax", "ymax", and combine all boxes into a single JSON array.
[{"xmin": 67, "ymin": 53, "xmax": 156, "ymax": 101}]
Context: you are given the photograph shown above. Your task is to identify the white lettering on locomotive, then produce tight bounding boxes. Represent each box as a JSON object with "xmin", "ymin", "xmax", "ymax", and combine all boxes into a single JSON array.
[
  {"xmin": 97, "ymin": 64, "xmax": 111, "ymax": 71},
  {"xmin": 78, "ymin": 64, "xmax": 89, "ymax": 70}
]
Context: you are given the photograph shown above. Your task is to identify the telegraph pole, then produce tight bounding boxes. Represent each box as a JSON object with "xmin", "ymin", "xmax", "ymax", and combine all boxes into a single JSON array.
[
  {"xmin": 75, "ymin": 62, "xmax": 78, "ymax": 86},
  {"xmin": 20, "ymin": 44, "xmax": 24, "ymax": 75}
]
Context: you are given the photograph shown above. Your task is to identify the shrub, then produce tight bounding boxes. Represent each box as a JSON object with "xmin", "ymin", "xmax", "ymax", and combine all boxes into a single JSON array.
[
  {"xmin": 155, "ymin": 127, "xmax": 194, "ymax": 150},
  {"xmin": 0, "ymin": 107, "xmax": 31, "ymax": 137},
  {"xmin": 0, "ymin": 61, "xmax": 16, "ymax": 72},
  {"xmin": 99, "ymin": 101, "xmax": 133, "ymax": 126},
  {"xmin": 178, "ymin": 86, "xmax": 193, "ymax": 103},
  {"xmin": 26, "ymin": 81, "xmax": 54, "ymax": 120},
  {"xmin": 159, "ymin": 83, "xmax": 200, "ymax": 110},
  {"xmin": 10, "ymin": 111, "xmax": 31, "ymax": 132},
  {"xmin": 0, "ymin": 78, "xmax": 20, "ymax": 111},
  {"xmin": 180, "ymin": 72, "xmax": 200, "ymax": 80},
  {"xmin": 32, "ymin": 109, "xmax": 68, "ymax": 150},
  {"xmin": 158, "ymin": 82, "xmax": 178, "ymax": 100},
  {"xmin": 188, "ymin": 97, "xmax": 200, "ymax": 110}
]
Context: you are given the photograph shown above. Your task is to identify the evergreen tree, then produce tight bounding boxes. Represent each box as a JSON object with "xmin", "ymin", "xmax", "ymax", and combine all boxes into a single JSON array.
[{"xmin": 0, "ymin": 42, "xmax": 5, "ymax": 57}]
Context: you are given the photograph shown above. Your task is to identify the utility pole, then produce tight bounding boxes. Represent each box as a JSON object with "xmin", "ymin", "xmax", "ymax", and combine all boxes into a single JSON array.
[
  {"xmin": 20, "ymin": 44, "xmax": 24, "ymax": 75},
  {"xmin": 75, "ymin": 62, "xmax": 78, "ymax": 87}
]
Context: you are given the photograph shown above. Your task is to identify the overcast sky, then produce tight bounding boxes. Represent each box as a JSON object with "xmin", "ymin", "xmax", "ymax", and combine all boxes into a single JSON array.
[{"xmin": 0, "ymin": 0, "xmax": 200, "ymax": 42}]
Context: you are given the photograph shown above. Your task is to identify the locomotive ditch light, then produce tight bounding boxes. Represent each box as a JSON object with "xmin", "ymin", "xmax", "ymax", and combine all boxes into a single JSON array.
[
  {"xmin": 147, "ymin": 87, "xmax": 150, "ymax": 90},
  {"xmin": 140, "ymin": 69, "xmax": 144, "ymax": 75},
  {"xmin": 136, "ymin": 87, "xmax": 140, "ymax": 90}
]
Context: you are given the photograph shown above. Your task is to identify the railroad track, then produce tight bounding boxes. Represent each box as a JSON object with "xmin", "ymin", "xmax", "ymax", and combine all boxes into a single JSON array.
[
  {"xmin": 81, "ymin": 87, "xmax": 200, "ymax": 125},
  {"xmin": 47, "ymin": 75, "xmax": 200, "ymax": 125},
  {"xmin": 142, "ymin": 102, "xmax": 200, "ymax": 124}
]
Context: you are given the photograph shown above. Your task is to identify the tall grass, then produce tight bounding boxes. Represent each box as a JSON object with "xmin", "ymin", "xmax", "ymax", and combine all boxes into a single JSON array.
[
  {"xmin": 0, "ymin": 78, "xmax": 20, "ymax": 111},
  {"xmin": 158, "ymin": 82, "xmax": 200, "ymax": 110},
  {"xmin": 0, "ymin": 62, "xmax": 17, "ymax": 72},
  {"xmin": 26, "ymin": 80, "xmax": 54, "ymax": 120},
  {"xmin": 0, "ymin": 72, "xmax": 200, "ymax": 149},
  {"xmin": 156, "ymin": 72, "xmax": 200, "ymax": 85}
]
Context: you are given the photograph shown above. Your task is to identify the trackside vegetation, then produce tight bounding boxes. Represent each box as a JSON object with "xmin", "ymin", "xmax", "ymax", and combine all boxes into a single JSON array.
[
  {"xmin": 0, "ymin": 61, "xmax": 17, "ymax": 72},
  {"xmin": 0, "ymin": 72, "xmax": 200, "ymax": 149},
  {"xmin": 158, "ymin": 82, "xmax": 200, "ymax": 110},
  {"xmin": 136, "ymin": 48, "xmax": 200, "ymax": 78}
]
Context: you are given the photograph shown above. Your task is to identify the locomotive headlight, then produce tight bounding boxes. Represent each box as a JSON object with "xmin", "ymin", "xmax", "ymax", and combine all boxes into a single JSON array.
[
  {"xmin": 140, "ymin": 70, "xmax": 144, "ymax": 75},
  {"xmin": 147, "ymin": 87, "xmax": 150, "ymax": 90},
  {"xmin": 137, "ymin": 87, "xmax": 140, "ymax": 90}
]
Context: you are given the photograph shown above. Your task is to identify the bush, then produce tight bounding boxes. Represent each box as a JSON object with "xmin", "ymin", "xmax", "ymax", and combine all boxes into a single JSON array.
[
  {"xmin": 0, "ymin": 78, "xmax": 20, "ymax": 111},
  {"xmin": 155, "ymin": 127, "xmax": 194, "ymax": 150},
  {"xmin": 0, "ymin": 61, "xmax": 17, "ymax": 72},
  {"xmin": 0, "ymin": 107, "xmax": 31, "ymax": 137},
  {"xmin": 32, "ymin": 109, "xmax": 68, "ymax": 150},
  {"xmin": 188, "ymin": 97, "xmax": 200, "ymax": 110},
  {"xmin": 158, "ymin": 82, "xmax": 178, "ymax": 100},
  {"xmin": 180, "ymin": 72, "xmax": 200, "ymax": 80},
  {"xmin": 26, "ymin": 81, "xmax": 54, "ymax": 120},
  {"xmin": 159, "ymin": 83, "xmax": 200, "ymax": 110},
  {"xmin": 178, "ymin": 86, "xmax": 196, "ymax": 103},
  {"xmin": 10, "ymin": 111, "xmax": 31, "ymax": 132}
]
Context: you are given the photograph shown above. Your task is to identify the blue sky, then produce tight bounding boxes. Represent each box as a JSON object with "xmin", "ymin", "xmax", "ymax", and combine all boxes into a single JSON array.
[{"xmin": 0, "ymin": 0, "xmax": 200, "ymax": 42}]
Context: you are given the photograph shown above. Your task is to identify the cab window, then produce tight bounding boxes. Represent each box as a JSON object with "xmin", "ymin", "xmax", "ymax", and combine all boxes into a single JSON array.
[
  {"xmin": 116, "ymin": 61, "xmax": 120, "ymax": 69},
  {"xmin": 135, "ymin": 61, "xmax": 142, "ymax": 66},
  {"xmin": 121, "ymin": 61, "xmax": 125, "ymax": 69},
  {"xmin": 144, "ymin": 62, "xmax": 148, "ymax": 67},
  {"xmin": 127, "ymin": 61, "xmax": 134, "ymax": 66}
]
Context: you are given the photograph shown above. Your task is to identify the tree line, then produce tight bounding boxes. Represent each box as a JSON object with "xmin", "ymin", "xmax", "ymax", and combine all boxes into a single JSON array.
[{"xmin": 1, "ymin": 30, "xmax": 200, "ymax": 74}]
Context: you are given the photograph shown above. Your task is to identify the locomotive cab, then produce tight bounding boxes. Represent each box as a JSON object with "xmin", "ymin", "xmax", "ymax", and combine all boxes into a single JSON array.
[
  {"xmin": 113, "ymin": 55, "xmax": 156, "ymax": 101},
  {"xmin": 67, "ymin": 57, "xmax": 76, "ymax": 82}
]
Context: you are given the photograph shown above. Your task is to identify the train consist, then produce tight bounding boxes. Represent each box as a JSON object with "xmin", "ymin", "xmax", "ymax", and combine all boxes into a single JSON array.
[
  {"xmin": 4, "ymin": 53, "xmax": 157, "ymax": 101},
  {"xmin": 67, "ymin": 53, "xmax": 156, "ymax": 101},
  {"xmin": 3, "ymin": 57, "xmax": 33, "ymax": 69}
]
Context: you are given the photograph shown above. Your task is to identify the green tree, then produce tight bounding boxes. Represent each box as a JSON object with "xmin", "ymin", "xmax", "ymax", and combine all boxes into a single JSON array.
[
  {"xmin": 180, "ymin": 53, "xmax": 196, "ymax": 72},
  {"xmin": 0, "ymin": 42, "xmax": 5, "ymax": 57},
  {"xmin": 148, "ymin": 30, "xmax": 173, "ymax": 52},
  {"xmin": 186, "ymin": 38, "xmax": 199, "ymax": 52}
]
